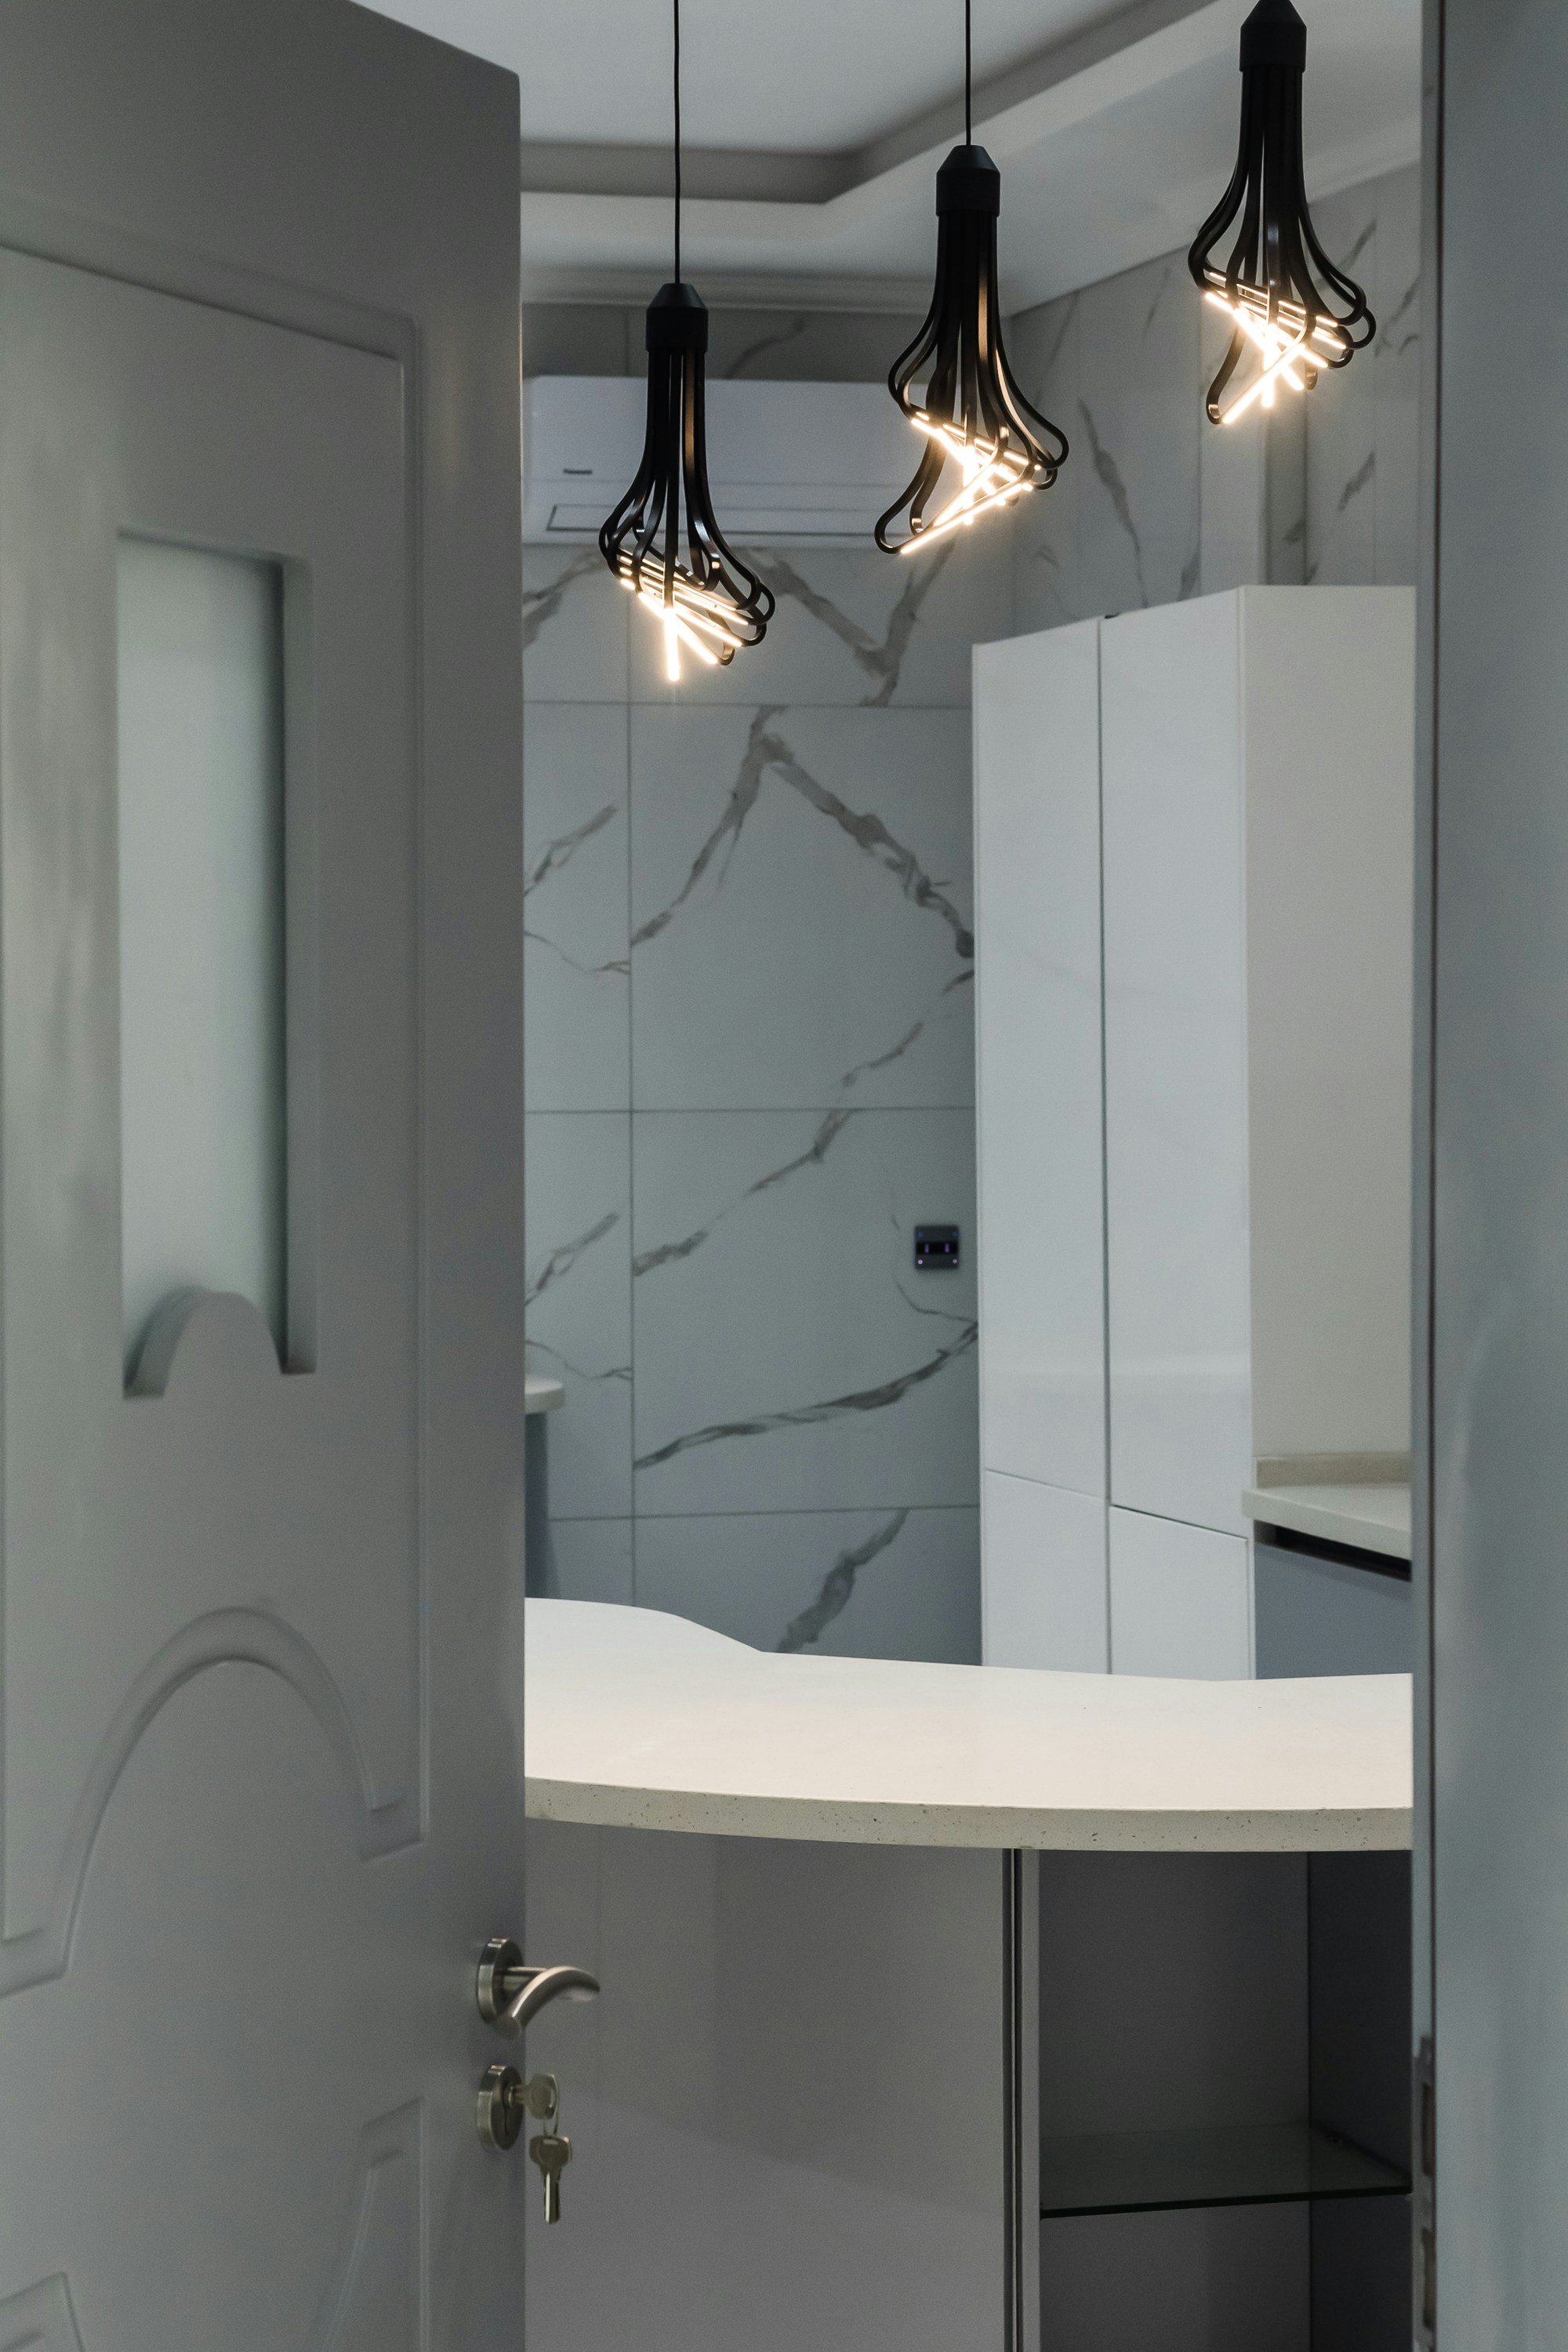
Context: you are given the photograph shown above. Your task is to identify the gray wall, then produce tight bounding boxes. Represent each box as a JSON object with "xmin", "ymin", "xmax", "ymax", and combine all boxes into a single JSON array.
[{"xmin": 521, "ymin": 163, "xmax": 1421, "ymax": 1664}]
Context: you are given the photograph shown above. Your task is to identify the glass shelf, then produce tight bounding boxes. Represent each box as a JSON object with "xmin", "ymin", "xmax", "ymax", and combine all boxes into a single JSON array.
[{"xmin": 1040, "ymin": 2122, "xmax": 1411, "ymax": 2219}]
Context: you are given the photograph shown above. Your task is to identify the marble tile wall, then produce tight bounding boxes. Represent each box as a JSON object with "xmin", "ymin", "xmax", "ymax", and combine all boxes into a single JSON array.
[
  {"xmin": 524, "ymin": 526, "xmax": 1007, "ymax": 1663},
  {"xmin": 1300, "ymin": 167, "xmax": 1423, "ymax": 589},
  {"xmin": 521, "ymin": 165, "xmax": 1420, "ymax": 1663},
  {"xmin": 1005, "ymin": 161, "xmax": 1421, "ymax": 622}
]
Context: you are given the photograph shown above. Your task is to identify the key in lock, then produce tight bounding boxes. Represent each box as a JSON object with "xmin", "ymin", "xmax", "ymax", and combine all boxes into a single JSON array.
[
  {"xmin": 477, "ymin": 2063, "xmax": 557, "ymax": 2151},
  {"xmin": 477, "ymin": 2066, "xmax": 575, "ymax": 2222},
  {"xmin": 529, "ymin": 2129, "xmax": 572, "ymax": 2223}
]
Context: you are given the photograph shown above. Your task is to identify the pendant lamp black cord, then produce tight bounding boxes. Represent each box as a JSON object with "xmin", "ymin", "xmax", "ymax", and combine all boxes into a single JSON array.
[
  {"xmin": 964, "ymin": 0, "xmax": 971, "ymax": 143},
  {"xmin": 673, "ymin": 0, "xmax": 682, "ymax": 284}
]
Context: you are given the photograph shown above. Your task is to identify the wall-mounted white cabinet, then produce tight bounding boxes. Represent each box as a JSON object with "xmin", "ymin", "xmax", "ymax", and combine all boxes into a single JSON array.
[
  {"xmin": 972, "ymin": 619, "xmax": 1106, "ymax": 1504},
  {"xmin": 982, "ymin": 1469, "xmax": 1109, "ymax": 1672},
  {"xmin": 975, "ymin": 588, "xmax": 1414, "ymax": 1675}
]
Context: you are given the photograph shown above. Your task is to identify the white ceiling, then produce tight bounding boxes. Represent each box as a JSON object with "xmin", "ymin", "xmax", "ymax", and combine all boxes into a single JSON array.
[
  {"xmin": 365, "ymin": 0, "xmax": 1421, "ymax": 312},
  {"xmin": 368, "ymin": 0, "xmax": 1143, "ymax": 148}
]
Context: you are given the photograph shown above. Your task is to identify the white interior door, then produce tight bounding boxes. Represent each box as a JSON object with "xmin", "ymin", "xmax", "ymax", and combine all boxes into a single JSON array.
[{"xmin": 0, "ymin": 8, "xmax": 528, "ymax": 2347}]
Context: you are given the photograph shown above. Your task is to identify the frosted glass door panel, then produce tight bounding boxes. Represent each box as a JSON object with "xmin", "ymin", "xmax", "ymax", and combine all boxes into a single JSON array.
[
  {"xmin": 118, "ymin": 538, "xmax": 285, "ymax": 1370},
  {"xmin": 1102, "ymin": 599, "xmax": 1250, "ymax": 1537},
  {"xmin": 974, "ymin": 622, "xmax": 1105, "ymax": 1497}
]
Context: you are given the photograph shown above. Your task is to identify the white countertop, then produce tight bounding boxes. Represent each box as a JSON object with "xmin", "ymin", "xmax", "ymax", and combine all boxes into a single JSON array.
[
  {"xmin": 1242, "ymin": 1483, "xmax": 1412, "ymax": 1563},
  {"xmin": 524, "ymin": 1374, "xmax": 565, "ymax": 1416},
  {"xmin": 524, "ymin": 1601, "xmax": 1412, "ymax": 1854}
]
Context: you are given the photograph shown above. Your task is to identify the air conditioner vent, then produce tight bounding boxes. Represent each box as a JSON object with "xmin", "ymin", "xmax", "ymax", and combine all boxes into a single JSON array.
[{"xmin": 522, "ymin": 376, "xmax": 916, "ymax": 550}]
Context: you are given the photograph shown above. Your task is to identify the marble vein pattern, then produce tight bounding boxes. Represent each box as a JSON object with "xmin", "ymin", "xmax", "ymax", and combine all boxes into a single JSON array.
[
  {"xmin": 525, "ymin": 800, "xmax": 619, "ymax": 898},
  {"xmin": 757, "ymin": 545, "xmax": 960, "ymax": 708},
  {"xmin": 631, "ymin": 1107, "xmax": 856, "ymax": 1278},
  {"xmin": 525, "ymin": 1112, "xmax": 633, "ymax": 1519},
  {"xmin": 1009, "ymin": 246, "xmax": 1201, "ymax": 626},
  {"xmin": 1305, "ymin": 165, "xmax": 1420, "ymax": 589},
  {"xmin": 523, "ymin": 548, "xmax": 601, "ymax": 650},
  {"xmin": 633, "ymin": 1319, "xmax": 978, "ymax": 1474},
  {"xmin": 524, "ymin": 703, "xmax": 630, "ymax": 1112},
  {"xmin": 631, "ymin": 1109, "xmax": 978, "ymax": 1516},
  {"xmin": 630, "ymin": 704, "xmax": 975, "ymax": 1111},
  {"xmin": 632, "ymin": 705, "xmax": 971, "ymax": 957},
  {"xmin": 777, "ymin": 1509, "xmax": 909, "ymax": 1650},
  {"xmin": 626, "ymin": 536, "xmax": 1011, "ymax": 708},
  {"xmin": 1076, "ymin": 395, "xmax": 1150, "ymax": 608},
  {"xmin": 528, "ymin": 1209, "xmax": 620, "ymax": 1310},
  {"xmin": 522, "ymin": 543, "xmax": 630, "ymax": 702},
  {"xmin": 720, "ymin": 314, "xmax": 809, "ymax": 377},
  {"xmin": 634, "ymin": 1506, "xmax": 981, "ymax": 1661}
]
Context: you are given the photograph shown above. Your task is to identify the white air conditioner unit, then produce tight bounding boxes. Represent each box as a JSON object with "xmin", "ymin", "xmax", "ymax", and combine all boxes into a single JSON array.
[{"xmin": 521, "ymin": 376, "xmax": 916, "ymax": 549}]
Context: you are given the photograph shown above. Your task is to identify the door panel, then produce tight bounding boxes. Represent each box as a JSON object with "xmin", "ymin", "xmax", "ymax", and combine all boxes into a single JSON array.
[
  {"xmin": 0, "ymin": 7, "xmax": 525, "ymax": 2343},
  {"xmin": 0, "ymin": 255, "xmax": 418, "ymax": 1956}
]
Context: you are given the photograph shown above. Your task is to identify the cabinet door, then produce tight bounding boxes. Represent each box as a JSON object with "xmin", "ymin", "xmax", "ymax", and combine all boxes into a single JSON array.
[
  {"xmin": 982, "ymin": 1469, "xmax": 1108, "ymax": 1670},
  {"xmin": 1102, "ymin": 599, "xmax": 1251, "ymax": 1537},
  {"xmin": 1109, "ymin": 1508, "xmax": 1252, "ymax": 1679},
  {"xmin": 974, "ymin": 621, "xmax": 1105, "ymax": 1497}
]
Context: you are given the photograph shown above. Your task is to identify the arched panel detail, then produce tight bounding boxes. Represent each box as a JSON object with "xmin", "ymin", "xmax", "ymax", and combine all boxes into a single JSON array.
[
  {"xmin": 0, "ymin": 1606, "xmax": 418, "ymax": 1998},
  {"xmin": 0, "ymin": 2111, "xmax": 427, "ymax": 2352},
  {"xmin": 126, "ymin": 1286, "xmax": 285, "ymax": 1399},
  {"xmin": 0, "ymin": 2273, "xmax": 86, "ymax": 2352},
  {"xmin": 313, "ymin": 2103, "xmax": 425, "ymax": 2352}
]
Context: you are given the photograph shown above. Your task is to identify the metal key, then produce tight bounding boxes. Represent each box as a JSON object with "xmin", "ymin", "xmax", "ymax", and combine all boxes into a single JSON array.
[
  {"xmin": 521, "ymin": 2072, "xmax": 559, "ymax": 2126},
  {"xmin": 529, "ymin": 2129, "xmax": 572, "ymax": 2223}
]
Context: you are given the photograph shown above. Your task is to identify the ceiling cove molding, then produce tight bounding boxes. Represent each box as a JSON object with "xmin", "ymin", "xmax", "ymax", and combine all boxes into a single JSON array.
[
  {"xmin": 520, "ymin": 266, "xmax": 932, "ymax": 314},
  {"xmin": 518, "ymin": 0, "xmax": 1229, "ymax": 208},
  {"xmin": 519, "ymin": 0, "xmax": 1239, "ymax": 299},
  {"xmin": 519, "ymin": 143, "xmax": 854, "ymax": 207},
  {"xmin": 1154, "ymin": 111, "xmax": 1422, "ymax": 241}
]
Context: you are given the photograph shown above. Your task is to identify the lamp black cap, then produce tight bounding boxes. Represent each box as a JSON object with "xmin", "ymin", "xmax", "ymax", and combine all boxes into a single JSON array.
[
  {"xmin": 936, "ymin": 144, "xmax": 1002, "ymax": 219},
  {"xmin": 645, "ymin": 281, "xmax": 710, "ymax": 355},
  {"xmin": 1240, "ymin": 0, "xmax": 1307, "ymax": 71}
]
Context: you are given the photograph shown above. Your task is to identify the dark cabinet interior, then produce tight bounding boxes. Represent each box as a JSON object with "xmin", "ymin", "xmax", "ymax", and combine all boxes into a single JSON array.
[{"xmin": 1039, "ymin": 1849, "xmax": 1412, "ymax": 2349}]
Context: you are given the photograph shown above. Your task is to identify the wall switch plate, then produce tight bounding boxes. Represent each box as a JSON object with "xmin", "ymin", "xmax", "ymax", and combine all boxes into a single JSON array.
[{"xmin": 914, "ymin": 1225, "xmax": 960, "ymax": 1271}]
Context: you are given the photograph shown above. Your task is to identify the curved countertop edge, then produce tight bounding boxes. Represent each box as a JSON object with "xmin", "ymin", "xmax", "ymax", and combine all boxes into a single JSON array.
[
  {"xmin": 525, "ymin": 1780, "xmax": 1413, "ymax": 1855},
  {"xmin": 524, "ymin": 1600, "xmax": 1414, "ymax": 1855}
]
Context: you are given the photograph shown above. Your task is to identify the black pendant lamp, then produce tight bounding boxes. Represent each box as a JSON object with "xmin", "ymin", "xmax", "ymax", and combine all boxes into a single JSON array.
[
  {"xmin": 1189, "ymin": 0, "xmax": 1374, "ymax": 426},
  {"xmin": 875, "ymin": 0, "xmax": 1066, "ymax": 556},
  {"xmin": 598, "ymin": 0, "xmax": 773, "ymax": 681}
]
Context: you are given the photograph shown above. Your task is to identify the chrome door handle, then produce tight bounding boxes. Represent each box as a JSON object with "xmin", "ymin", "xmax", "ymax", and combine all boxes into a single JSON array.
[{"xmin": 477, "ymin": 1936, "xmax": 600, "ymax": 2038}]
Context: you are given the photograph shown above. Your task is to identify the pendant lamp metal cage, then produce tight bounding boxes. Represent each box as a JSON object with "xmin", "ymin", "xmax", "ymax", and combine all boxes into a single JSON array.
[
  {"xmin": 876, "ymin": 143, "xmax": 1067, "ymax": 556},
  {"xmin": 598, "ymin": 1, "xmax": 774, "ymax": 676},
  {"xmin": 1189, "ymin": 0, "xmax": 1374, "ymax": 426}
]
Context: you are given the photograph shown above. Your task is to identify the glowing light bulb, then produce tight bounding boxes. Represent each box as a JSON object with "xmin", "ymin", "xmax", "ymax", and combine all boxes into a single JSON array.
[
  {"xmin": 1203, "ymin": 289, "xmax": 1352, "ymax": 425},
  {"xmin": 895, "ymin": 413, "xmax": 1036, "ymax": 556},
  {"xmin": 614, "ymin": 552, "xmax": 741, "ymax": 680}
]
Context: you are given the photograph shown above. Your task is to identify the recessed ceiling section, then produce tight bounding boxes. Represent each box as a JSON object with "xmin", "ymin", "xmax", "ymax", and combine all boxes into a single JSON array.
[
  {"xmin": 372, "ymin": 0, "xmax": 1163, "ymax": 147},
  {"xmin": 368, "ymin": 0, "xmax": 1421, "ymax": 312}
]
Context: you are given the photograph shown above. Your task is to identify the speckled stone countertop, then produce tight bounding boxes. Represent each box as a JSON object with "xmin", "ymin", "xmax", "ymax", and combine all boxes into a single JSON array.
[{"xmin": 524, "ymin": 1600, "xmax": 1412, "ymax": 1854}]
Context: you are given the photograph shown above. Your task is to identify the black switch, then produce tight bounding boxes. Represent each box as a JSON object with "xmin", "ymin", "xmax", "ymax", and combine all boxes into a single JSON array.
[{"xmin": 914, "ymin": 1225, "xmax": 960, "ymax": 1271}]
